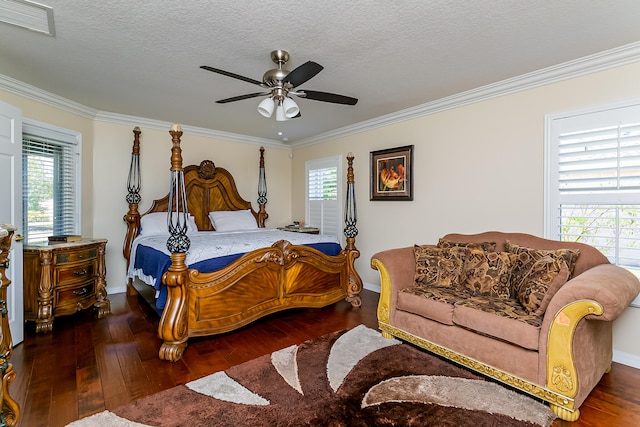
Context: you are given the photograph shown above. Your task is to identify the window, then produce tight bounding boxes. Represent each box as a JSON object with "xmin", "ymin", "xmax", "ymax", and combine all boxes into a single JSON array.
[
  {"xmin": 545, "ymin": 101, "xmax": 640, "ymax": 294},
  {"xmin": 306, "ymin": 156, "xmax": 342, "ymax": 237},
  {"xmin": 22, "ymin": 120, "xmax": 81, "ymax": 244}
]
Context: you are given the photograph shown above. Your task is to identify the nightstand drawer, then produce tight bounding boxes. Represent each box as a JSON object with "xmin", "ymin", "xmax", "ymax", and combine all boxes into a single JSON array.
[
  {"xmin": 23, "ymin": 238, "xmax": 110, "ymax": 332},
  {"xmin": 55, "ymin": 280, "xmax": 96, "ymax": 308},
  {"xmin": 55, "ymin": 247, "xmax": 98, "ymax": 264},
  {"xmin": 56, "ymin": 262, "xmax": 96, "ymax": 285}
]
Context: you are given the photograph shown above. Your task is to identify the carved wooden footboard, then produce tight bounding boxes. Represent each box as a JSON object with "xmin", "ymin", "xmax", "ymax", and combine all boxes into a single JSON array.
[{"xmin": 123, "ymin": 126, "xmax": 362, "ymax": 361}]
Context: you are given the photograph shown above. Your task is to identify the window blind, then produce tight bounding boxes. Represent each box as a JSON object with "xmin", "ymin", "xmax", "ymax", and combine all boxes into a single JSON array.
[
  {"xmin": 22, "ymin": 132, "xmax": 79, "ymax": 244},
  {"xmin": 306, "ymin": 157, "xmax": 341, "ymax": 237},
  {"xmin": 558, "ymin": 121, "xmax": 640, "ymax": 195},
  {"xmin": 547, "ymin": 102, "xmax": 640, "ymax": 280}
]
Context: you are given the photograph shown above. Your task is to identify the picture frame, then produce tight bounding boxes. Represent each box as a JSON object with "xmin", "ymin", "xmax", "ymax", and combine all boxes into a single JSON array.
[{"xmin": 370, "ymin": 145, "xmax": 414, "ymax": 201}]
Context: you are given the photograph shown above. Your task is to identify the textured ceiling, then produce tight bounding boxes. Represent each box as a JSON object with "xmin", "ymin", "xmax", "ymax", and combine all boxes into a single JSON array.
[{"xmin": 1, "ymin": 1, "xmax": 640, "ymax": 144}]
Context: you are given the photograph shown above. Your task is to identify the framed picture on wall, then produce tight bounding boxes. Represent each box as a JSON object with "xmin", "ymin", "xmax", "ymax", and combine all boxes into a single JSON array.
[{"xmin": 370, "ymin": 145, "xmax": 414, "ymax": 201}]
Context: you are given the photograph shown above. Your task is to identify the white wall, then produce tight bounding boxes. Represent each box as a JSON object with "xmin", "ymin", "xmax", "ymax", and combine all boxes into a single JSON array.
[{"xmin": 291, "ymin": 60, "xmax": 640, "ymax": 365}]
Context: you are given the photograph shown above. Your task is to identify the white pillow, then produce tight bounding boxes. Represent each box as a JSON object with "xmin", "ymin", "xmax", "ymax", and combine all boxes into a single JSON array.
[
  {"xmin": 140, "ymin": 212, "xmax": 199, "ymax": 235},
  {"xmin": 140, "ymin": 212, "xmax": 168, "ymax": 235},
  {"xmin": 208, "ymin": 209, "xmax": 258, "ymax": 232},
  {"xmin": 186, "ymin": 215, "xmax": 199, "ymax": 234}
]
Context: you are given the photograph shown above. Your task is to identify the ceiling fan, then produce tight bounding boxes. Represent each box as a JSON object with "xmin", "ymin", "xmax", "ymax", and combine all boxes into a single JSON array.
[{"xmin": 200, "ymin": 50, "xmax": 358, "ymax": 121}]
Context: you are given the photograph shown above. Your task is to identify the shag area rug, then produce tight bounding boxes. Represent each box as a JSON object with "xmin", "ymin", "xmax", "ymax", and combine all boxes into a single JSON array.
[{"xmin": 68, "ymin": 325, "xmax": 556, "ymax": 426}]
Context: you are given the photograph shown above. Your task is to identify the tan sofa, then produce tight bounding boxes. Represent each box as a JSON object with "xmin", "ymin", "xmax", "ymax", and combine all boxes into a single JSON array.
[{"xmin": 370, "ymin": 231, "xmax": 640, "ymax": 421}]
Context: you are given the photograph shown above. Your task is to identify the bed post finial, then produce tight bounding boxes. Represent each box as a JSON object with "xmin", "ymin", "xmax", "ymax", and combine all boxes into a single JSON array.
[
  {"xmin": 166, "ymin": 124, "xmax": 189, "ymax": 253},
  {"xmin": 126, "ymin": 127, "xmax": 142, "ymax": 204},
  {"xmin": 257, "ymin": 146, "xmax": 268, "ymax": 227},
  {"xmin": 169, "ymin": 124, "xmax": 183, "ymax": 172},
  {"xmin": 343, "ymin": 152, "xmax": 362, "ymax": 307},
  {"xmin": 123, "ymin": 126, "xmax": 142, "ymax": 267},
  {"xmin": 344, "ymin": 152, "xmax": 358, "ymax": 246}
]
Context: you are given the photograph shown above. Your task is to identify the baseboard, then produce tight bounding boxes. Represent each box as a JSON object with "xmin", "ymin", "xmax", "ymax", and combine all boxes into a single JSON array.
[
  {"xmin": 613, "ymin": 349, "xmax": 640, "ymax": 369},
  {"xmin": 363, "ymin": 281, "xmax": 380, "ymax": 293},
  {"xmin": 107, "ymin": 285, "xmax": 128, "ymax": 295}
]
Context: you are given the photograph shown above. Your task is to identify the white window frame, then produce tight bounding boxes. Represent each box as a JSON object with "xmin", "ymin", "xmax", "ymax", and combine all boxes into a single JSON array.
[
  {"xmin": 305, "ymin": 155, "xmax": 342, "ymax": 239},
  {"xmin": 22, "ymin": 119, "xmax": 82, "ymax": 242},
  {"xmin": 544, "ymin": 99, "xmax": 640, "ymax": 307}
]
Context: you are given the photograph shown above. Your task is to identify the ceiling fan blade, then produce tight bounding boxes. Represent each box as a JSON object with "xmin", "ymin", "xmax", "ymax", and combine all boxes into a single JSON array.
[
  {"xmin": 215, "ymin": 92, "xmax": 270, "ymax": 104},
  {"xmin": 200, "ymin": 65, "xmax": 264, "ymax": 86},
  {"xmin": 283, "ymin": 61, "xmax": 324, "ymax": 87},
  {"xmin": 297, "ymin": 90, "xmax": 358, "ymax": 105}
]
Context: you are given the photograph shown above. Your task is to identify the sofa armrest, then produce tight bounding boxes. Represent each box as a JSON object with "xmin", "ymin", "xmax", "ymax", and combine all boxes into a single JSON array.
[
  {"xmin": 371, "ymin": 246, "xmax": 419, "ymax": 328},
  {"xmin": 545, "ymin": 263, "xmax": 640, "ymax": 323},
  {"xmin": 371, "ymin": 247, "xmax": 417, "ymax": 291},
  {"xmin": 539, "ymin": 263, "xmax": 639, "ymax": 419}
]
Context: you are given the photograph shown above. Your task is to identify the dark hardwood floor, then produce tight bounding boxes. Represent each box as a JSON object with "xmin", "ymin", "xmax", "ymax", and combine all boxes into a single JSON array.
[{"xmin": 8, "ymin": 289, "xmax": 640, "ymax": 426}]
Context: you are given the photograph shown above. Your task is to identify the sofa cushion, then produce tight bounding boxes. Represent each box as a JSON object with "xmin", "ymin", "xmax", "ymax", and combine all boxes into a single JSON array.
[
  {"xmin": 398, "ymin": 286, "xmax": 473, "ymax": 325},
  {"xmin": 459, "ymin": 249, "xmax": 516, "ymax": 299},
  {"xmin": 517, "ymin": 257, "xmax": 570, "ymax": 315},
  {"xmin": 505, "ymin": 241, "xmax": 580, "ymax": 289},
  {"xmin": 453, "ymin": 296, "xmax": 542, "ymax": 350},
  {"xmin": 437, "ymin": 238, "xmax": 496, "ymax": 252},
  {"xmin": 413, "ymin": 246, "xmax": 467, "ymax": 289}
]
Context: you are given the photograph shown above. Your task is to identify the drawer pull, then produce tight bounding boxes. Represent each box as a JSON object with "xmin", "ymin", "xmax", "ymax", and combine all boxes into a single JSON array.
[
  {"xmin": 73, "ymin": 268, "xmax": 88, "ymax": 276},
  {"xmin": 78, "ymin": 255, "xmax": 84, "ymax": 259},
  {"xmin": 73, "ymin": 287, "xmax": 90, "ymax": 296}
]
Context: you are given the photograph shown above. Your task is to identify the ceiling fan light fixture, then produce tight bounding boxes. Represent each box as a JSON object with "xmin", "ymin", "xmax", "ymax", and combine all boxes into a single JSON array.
[
  {"xmin": 202, "ymin": 49, "xmax": 358, "ymax": 122},
  {"xmin": 282, "ymin": 96, "xmax": 299, "ymax": 118},
  {"xmin": 275, "ymin": 104, "xmax": 288, "ymax": 122},
  {"xmin": 257, "ymin": 97, "xmax": 275, "ymax": 117}
]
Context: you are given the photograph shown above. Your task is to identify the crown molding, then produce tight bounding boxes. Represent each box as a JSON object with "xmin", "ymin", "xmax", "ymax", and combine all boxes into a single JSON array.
[
  {"xmin": 0, "ymin": 74, "xmax": 283, "ymax": 148},
  {"xmin": 292, "ymin": 41, "xmax": 640, "ymax": 148},
  {"xmin": 93, "ymin": 111, "xmax": 284, "ymax": 148},
  {"xmin": 0, "ymin": 74, "xmax": 98, "ymax": 120},
  {"xmin": 3, "ymin": 41, "xmax": 640, "ymax": 149}
]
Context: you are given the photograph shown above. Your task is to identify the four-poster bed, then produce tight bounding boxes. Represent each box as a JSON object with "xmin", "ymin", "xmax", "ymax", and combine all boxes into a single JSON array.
[{"xmin": 123, "ymin": 125, "xmax": 363, "ymax": 361}]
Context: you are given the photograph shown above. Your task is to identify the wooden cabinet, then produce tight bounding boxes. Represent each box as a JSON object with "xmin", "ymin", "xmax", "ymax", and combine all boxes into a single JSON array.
[{"xmin": 23, "ymin": 239, "xmax": 110, "ymax": 333}]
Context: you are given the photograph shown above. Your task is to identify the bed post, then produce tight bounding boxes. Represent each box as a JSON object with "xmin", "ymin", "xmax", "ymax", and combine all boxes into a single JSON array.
[
  {"xmin": 257, "ymin": 146, "xmax": 268, "ymax": 227},
  {"xmin": 0, "ymin": 225, "xmax": 20, "ymax": 427},
  {"xmin": 123, "ymin": 127, "xmax": 141, "ymax": 292},
  {"xmin": 343, "ymin": 152, "xmax": 363, "ymax": 307},
  {"xmin": 159, "ymin": 124, "xmax": 190, "ymax": 362}
]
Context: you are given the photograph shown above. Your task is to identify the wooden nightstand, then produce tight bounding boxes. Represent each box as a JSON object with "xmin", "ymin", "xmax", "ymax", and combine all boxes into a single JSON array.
[{"xmin": 23, "ymin": 238, "xmax": 111, "ymax": 333}]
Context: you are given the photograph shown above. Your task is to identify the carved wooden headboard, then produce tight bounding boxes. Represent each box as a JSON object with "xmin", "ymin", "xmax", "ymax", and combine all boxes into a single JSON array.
[
  {"xmin": 123, "ymin": 127, "xmax": 269, "ymax": 264},
  {"xmin": 142, "ymin": 160, "xmax": 266, "ymax": 231}
]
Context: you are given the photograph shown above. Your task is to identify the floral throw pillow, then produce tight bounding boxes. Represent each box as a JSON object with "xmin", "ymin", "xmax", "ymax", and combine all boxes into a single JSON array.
[
  {"xmin": 459, "ymin": 249, "xmax": 516, "ymax": 299},
  {"xmin": 437, "ymin": 238, "xmax": 496, "ymax": 252},
  {"xmin": 413, "ymin": 245, "xmax": 467, "ymax": 289},
  {"xmin": 516, "ymin": 256, "xmax": 570, "ymax": 316}
]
